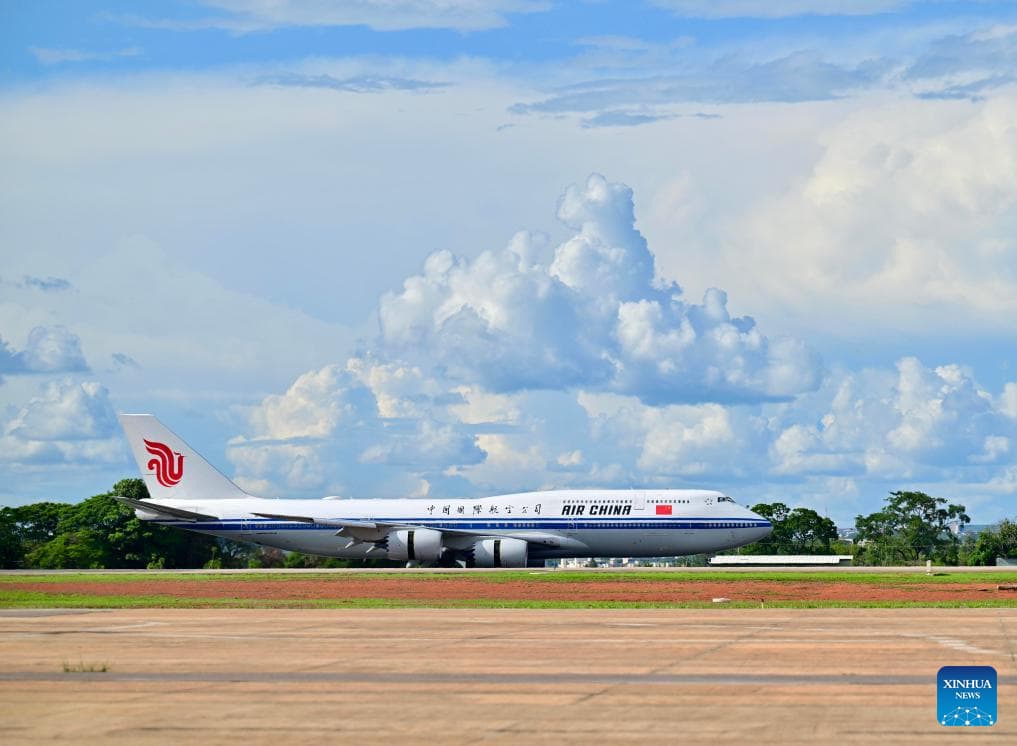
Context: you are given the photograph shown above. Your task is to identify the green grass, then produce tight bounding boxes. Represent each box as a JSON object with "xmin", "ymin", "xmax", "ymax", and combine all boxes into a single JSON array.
[
  {"xmin": 5, "ymin": 569, "xmax": 1017, "ymax": 610},
  {"xmin": 2, "ymin": 589, "xmax": 1016, "ymax": 610},
  {"xmin": 476, "ymin": 570, "xmax": 1017, "ymax": 584},
  {"xmin": 5, "ymin": 570, "xmax": 1017, "ymax": 585}
]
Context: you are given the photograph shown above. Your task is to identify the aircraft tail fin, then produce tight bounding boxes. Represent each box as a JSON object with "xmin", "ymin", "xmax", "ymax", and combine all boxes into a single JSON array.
[{"xmin": 118, "ymin": 414, "xmax": 250, "ymax": 501}]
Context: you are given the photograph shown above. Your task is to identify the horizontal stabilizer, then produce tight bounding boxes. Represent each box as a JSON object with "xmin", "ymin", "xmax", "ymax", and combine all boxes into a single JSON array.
[{"xmin": 115, "ymin": 496, "xmax": 217, "ymax": 523}]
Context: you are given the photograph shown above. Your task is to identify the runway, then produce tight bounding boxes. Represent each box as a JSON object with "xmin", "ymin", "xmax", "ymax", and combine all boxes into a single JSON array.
[{"xmin": 2, "ymin": 608, "xmax": 1016, "ymax": 744}]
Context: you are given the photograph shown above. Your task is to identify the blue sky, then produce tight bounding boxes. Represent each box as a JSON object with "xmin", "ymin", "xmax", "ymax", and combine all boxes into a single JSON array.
[{"xmin": 2, "ymin": 1, "xmax": 1017, "ymax": 525}]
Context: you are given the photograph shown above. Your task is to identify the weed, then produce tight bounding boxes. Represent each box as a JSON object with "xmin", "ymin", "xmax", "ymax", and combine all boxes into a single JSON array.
[{"xmin": 62, "ymin": 660, "xmax": 108, "ymax": 673}]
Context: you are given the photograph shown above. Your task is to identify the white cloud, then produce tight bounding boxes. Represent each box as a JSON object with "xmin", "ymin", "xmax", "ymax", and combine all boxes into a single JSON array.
[
  {"xmin": 771, "ymin": 423, "xmax": 859, "ymax": 475},
  {"xmin": 511, "ymin": 51, "xmax": 890, "ymax": 113},
  {"xmin": 0, "ymin": 235, "xmax": 352, "ymax": 397},
  {"xmin": 229, "ymin": 441, "xmax": 327, "ymax": 492},
  {"xmin": 768, "ymin": 357, "xmax": 1016, "ymax": 479},
  {"xmin": 557, "ymin": 449, "xmax": 583, "ymax": 467},
  {"xmin": 124, "ymin": 0, "xmax": 548, "ymax": 33},
  {"xmin": 16, "ymin": 326, "xmax": 88, "ymax": 374},
  {"xmin": 972, "ymin": 435, "xmax": 1009, "ymax": 464},
  {"xmin": 650, "ymin": 1, "xmax": 911, "ymax": 18},
  {"xmin": 5, "ymin": 380, "xmax": 114, "ymax": 442},
  {"xmin": 29, "ymin": 47, "xmax": 141, "ymax": 65},
  {"xmin": 1002, "ymin": 383, "xmax": 1017, "ymax": 419},
  {"xmin": 3, "ymin": 53, "xmax": 1017, "ymax": 520},
  {"xmin": 452, "ymin": 433, "xmax": 547, "ymax": 489},
  {"xmin": 207, "ymin": 171, "xmax": 1015, "ymax": 518},
  {"xmin": 359, "ymin": 420, "xmax": 484, "ymax": 468},
  {"xmin": 732, "ymin": 92, "xmax": 1017, "ymax": 334},
  {"xmin": 905, "ymin": 24, "xmax": 1017, "ymax": 99},
  {"xmin": 0, "ymin": 380, "xmax": 122, "ymax": 466},
  {"xmin": 0, "ymin": 326, "xmax": 88, "ymax": 375},
  {"xmin": 244, "ymin": 364, "xmax": 377, "ymax": 440},
  {"xmin": 345, "ymin": 357, "xmax": 442, "ymax": 419},
  {"xmin": 379, "ymin": 174, "xmax": 822, "ymax": 404},
  {"xmin": 447, "ymin": 386, "xmax": 521, "ymax": 425},
  {"xmin": 229, "ymin": 361, "xmax": 483, "ymax": 496}
]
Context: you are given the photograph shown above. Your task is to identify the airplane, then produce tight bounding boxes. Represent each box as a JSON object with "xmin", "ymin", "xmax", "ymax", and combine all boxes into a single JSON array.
[{"xmin": 117, "ymin": 414, "xmax": 772, "ymax": 567}]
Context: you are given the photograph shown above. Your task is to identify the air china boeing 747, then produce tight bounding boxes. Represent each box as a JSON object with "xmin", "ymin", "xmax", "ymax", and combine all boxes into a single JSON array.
[{"xmin": 118, "ymin": 414, "xmax": 772, "ymax": 567}]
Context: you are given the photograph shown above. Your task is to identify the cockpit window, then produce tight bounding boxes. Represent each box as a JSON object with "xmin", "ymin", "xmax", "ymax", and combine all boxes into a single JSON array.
[{"xmin": 717, "ymin": 496, "xmax": 735, "ymax": 503}]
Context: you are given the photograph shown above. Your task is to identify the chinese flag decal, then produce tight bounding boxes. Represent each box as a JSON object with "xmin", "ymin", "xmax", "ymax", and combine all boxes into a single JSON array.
[{"xmin": 656, "ymin": 504, "xmax": 672, "ymax": 515}]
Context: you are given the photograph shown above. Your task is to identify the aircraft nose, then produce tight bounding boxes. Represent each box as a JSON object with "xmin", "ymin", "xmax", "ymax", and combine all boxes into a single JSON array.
[{"xmin": 748, "ymin": 511, "xmax": 772, "ymax": 542}]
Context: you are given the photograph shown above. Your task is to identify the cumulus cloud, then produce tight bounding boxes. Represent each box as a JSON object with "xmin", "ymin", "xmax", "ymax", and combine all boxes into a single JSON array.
[
  {"xmin": 380, "ymin": 174, "xmax": 821, "ymax": 404},
  {"xmin": 225, "ymin": 175, "xmax": 828, "ymax": 497},
  {"xmin": 0, "ymin": 326, "xmax": 88, "ymax": 377},
  {"xmin": 5, "ymin": 380, "xmax": 115, "ymax": 442},
  {"xmin": 0, "ymin": 380, "xmax": 121, "ymax": 465},
  {"xmin": 124, "ymin": 172, "xmax": 1009, "ymax": 520},
  {"xmin": 244, "ymin": 364, "xmax": 378, "ymax": 441},
  {"xmin": 734, "ymin": 93, "xmax": 1017, "ymax": 332},
  {"xmin": 229, "ymin": 360, "xmax": 482, "ymax": 496},
  {"xmin": 768, "ymin": 358, "xmax": 1017, "ymax": 480}
]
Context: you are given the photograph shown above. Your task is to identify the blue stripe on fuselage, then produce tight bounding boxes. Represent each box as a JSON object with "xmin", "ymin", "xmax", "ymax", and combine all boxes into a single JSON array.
[{"xmin": 153, "ymin": 517, "xmax": 772, "ymax": 531}]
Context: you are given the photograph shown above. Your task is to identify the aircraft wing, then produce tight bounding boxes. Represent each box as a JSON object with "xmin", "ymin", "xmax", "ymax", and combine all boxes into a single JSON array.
[
  {"xmin": 115, "ymin": 496, "xmax": 218, "ymax": 523},
  {"xmin": 251, "ymin": 512, "xmax": 567, "ymax": 547},
  {"xmin": 252, "ymin": 512, "xmax": 380, "ymax": 530}
]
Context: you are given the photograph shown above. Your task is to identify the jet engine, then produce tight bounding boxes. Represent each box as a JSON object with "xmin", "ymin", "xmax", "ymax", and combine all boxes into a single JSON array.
[
  {"xmin": 386, "ymin": 528, "xmax": 443, "ymax": 564},
  {"xmin": 472, "ymin": 537, "xmax": 528, "ymax": 568}
]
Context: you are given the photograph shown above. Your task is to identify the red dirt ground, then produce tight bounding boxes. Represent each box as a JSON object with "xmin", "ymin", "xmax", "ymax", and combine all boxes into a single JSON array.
[{"xmin": 10, "ymin": 577, "xmax": 1011, "ymax": 603}]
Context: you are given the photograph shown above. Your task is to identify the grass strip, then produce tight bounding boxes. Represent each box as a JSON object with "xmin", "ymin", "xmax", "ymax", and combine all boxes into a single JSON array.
[
  {"xmin": 3, "ymin": 590, "xmax": 1017, "ymax": 610},
  {"xmin": 5, "ymin": 570, "xmax": 1017, "ymax": 585}
]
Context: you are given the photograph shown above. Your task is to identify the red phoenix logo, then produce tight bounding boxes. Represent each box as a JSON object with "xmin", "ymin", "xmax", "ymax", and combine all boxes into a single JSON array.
[{"xmin": 144, "ymin": 439, "xmax": 184, "ymax": 487}]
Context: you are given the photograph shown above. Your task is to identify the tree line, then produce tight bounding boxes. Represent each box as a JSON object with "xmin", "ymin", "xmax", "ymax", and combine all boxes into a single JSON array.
[
  {"xmin": 0, "ymin": 479, "xmax": 396, "ymax": 570},
  {"xmin": 2, "ymin": 481, "xmax": 1015, "ymax": 568},
  {"xmin": 744, "ymin": 490, "xmax": 1017, "ymax": 566}
]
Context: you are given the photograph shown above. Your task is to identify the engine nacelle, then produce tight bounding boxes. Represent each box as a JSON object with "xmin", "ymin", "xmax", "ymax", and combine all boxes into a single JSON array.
[
  {"xmin": 387, "ymin": 528, "xmax": 443, "ymax": 564},
  {"xmin": 473, "ymin": 537, "xmax": 528, "ymax": 568}
]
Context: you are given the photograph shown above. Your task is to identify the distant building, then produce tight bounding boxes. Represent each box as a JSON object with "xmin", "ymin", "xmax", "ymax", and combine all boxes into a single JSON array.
[{"xmin": 549, "ymin": 557, "xmax": 703, "ymax": 568}]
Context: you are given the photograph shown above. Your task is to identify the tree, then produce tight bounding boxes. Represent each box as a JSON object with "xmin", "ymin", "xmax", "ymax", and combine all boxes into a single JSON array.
[
  {"xmin": 14, "ymin": 479, "xmax": 220, "ymax": 569},
  {"xmin": 743, "ymin": 503, "xmax": 838, "ymax": 554},
  {"xmin": 25, "ymin": 531, "xmax": 110, "ymax": 569},
  {"xmin": 0, "ymin": 502, "xmax": 76, "ymax": 568},
  {"xmin": 854, "ymin": 491, "xmax": 969, "ymax": 565},
  {"xmin": 967, "ymin": 519, "xmax": 1017, "ymax": 566},
  {"xmin": 0, "ymin": 510, "xmax": 24, "ymax": 568}
]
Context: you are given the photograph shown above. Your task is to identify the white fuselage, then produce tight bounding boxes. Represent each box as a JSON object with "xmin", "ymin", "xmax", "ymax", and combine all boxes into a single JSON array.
[{"xmin": 141, "ymin": 488, "xmax": 771, "ymax": 562}]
